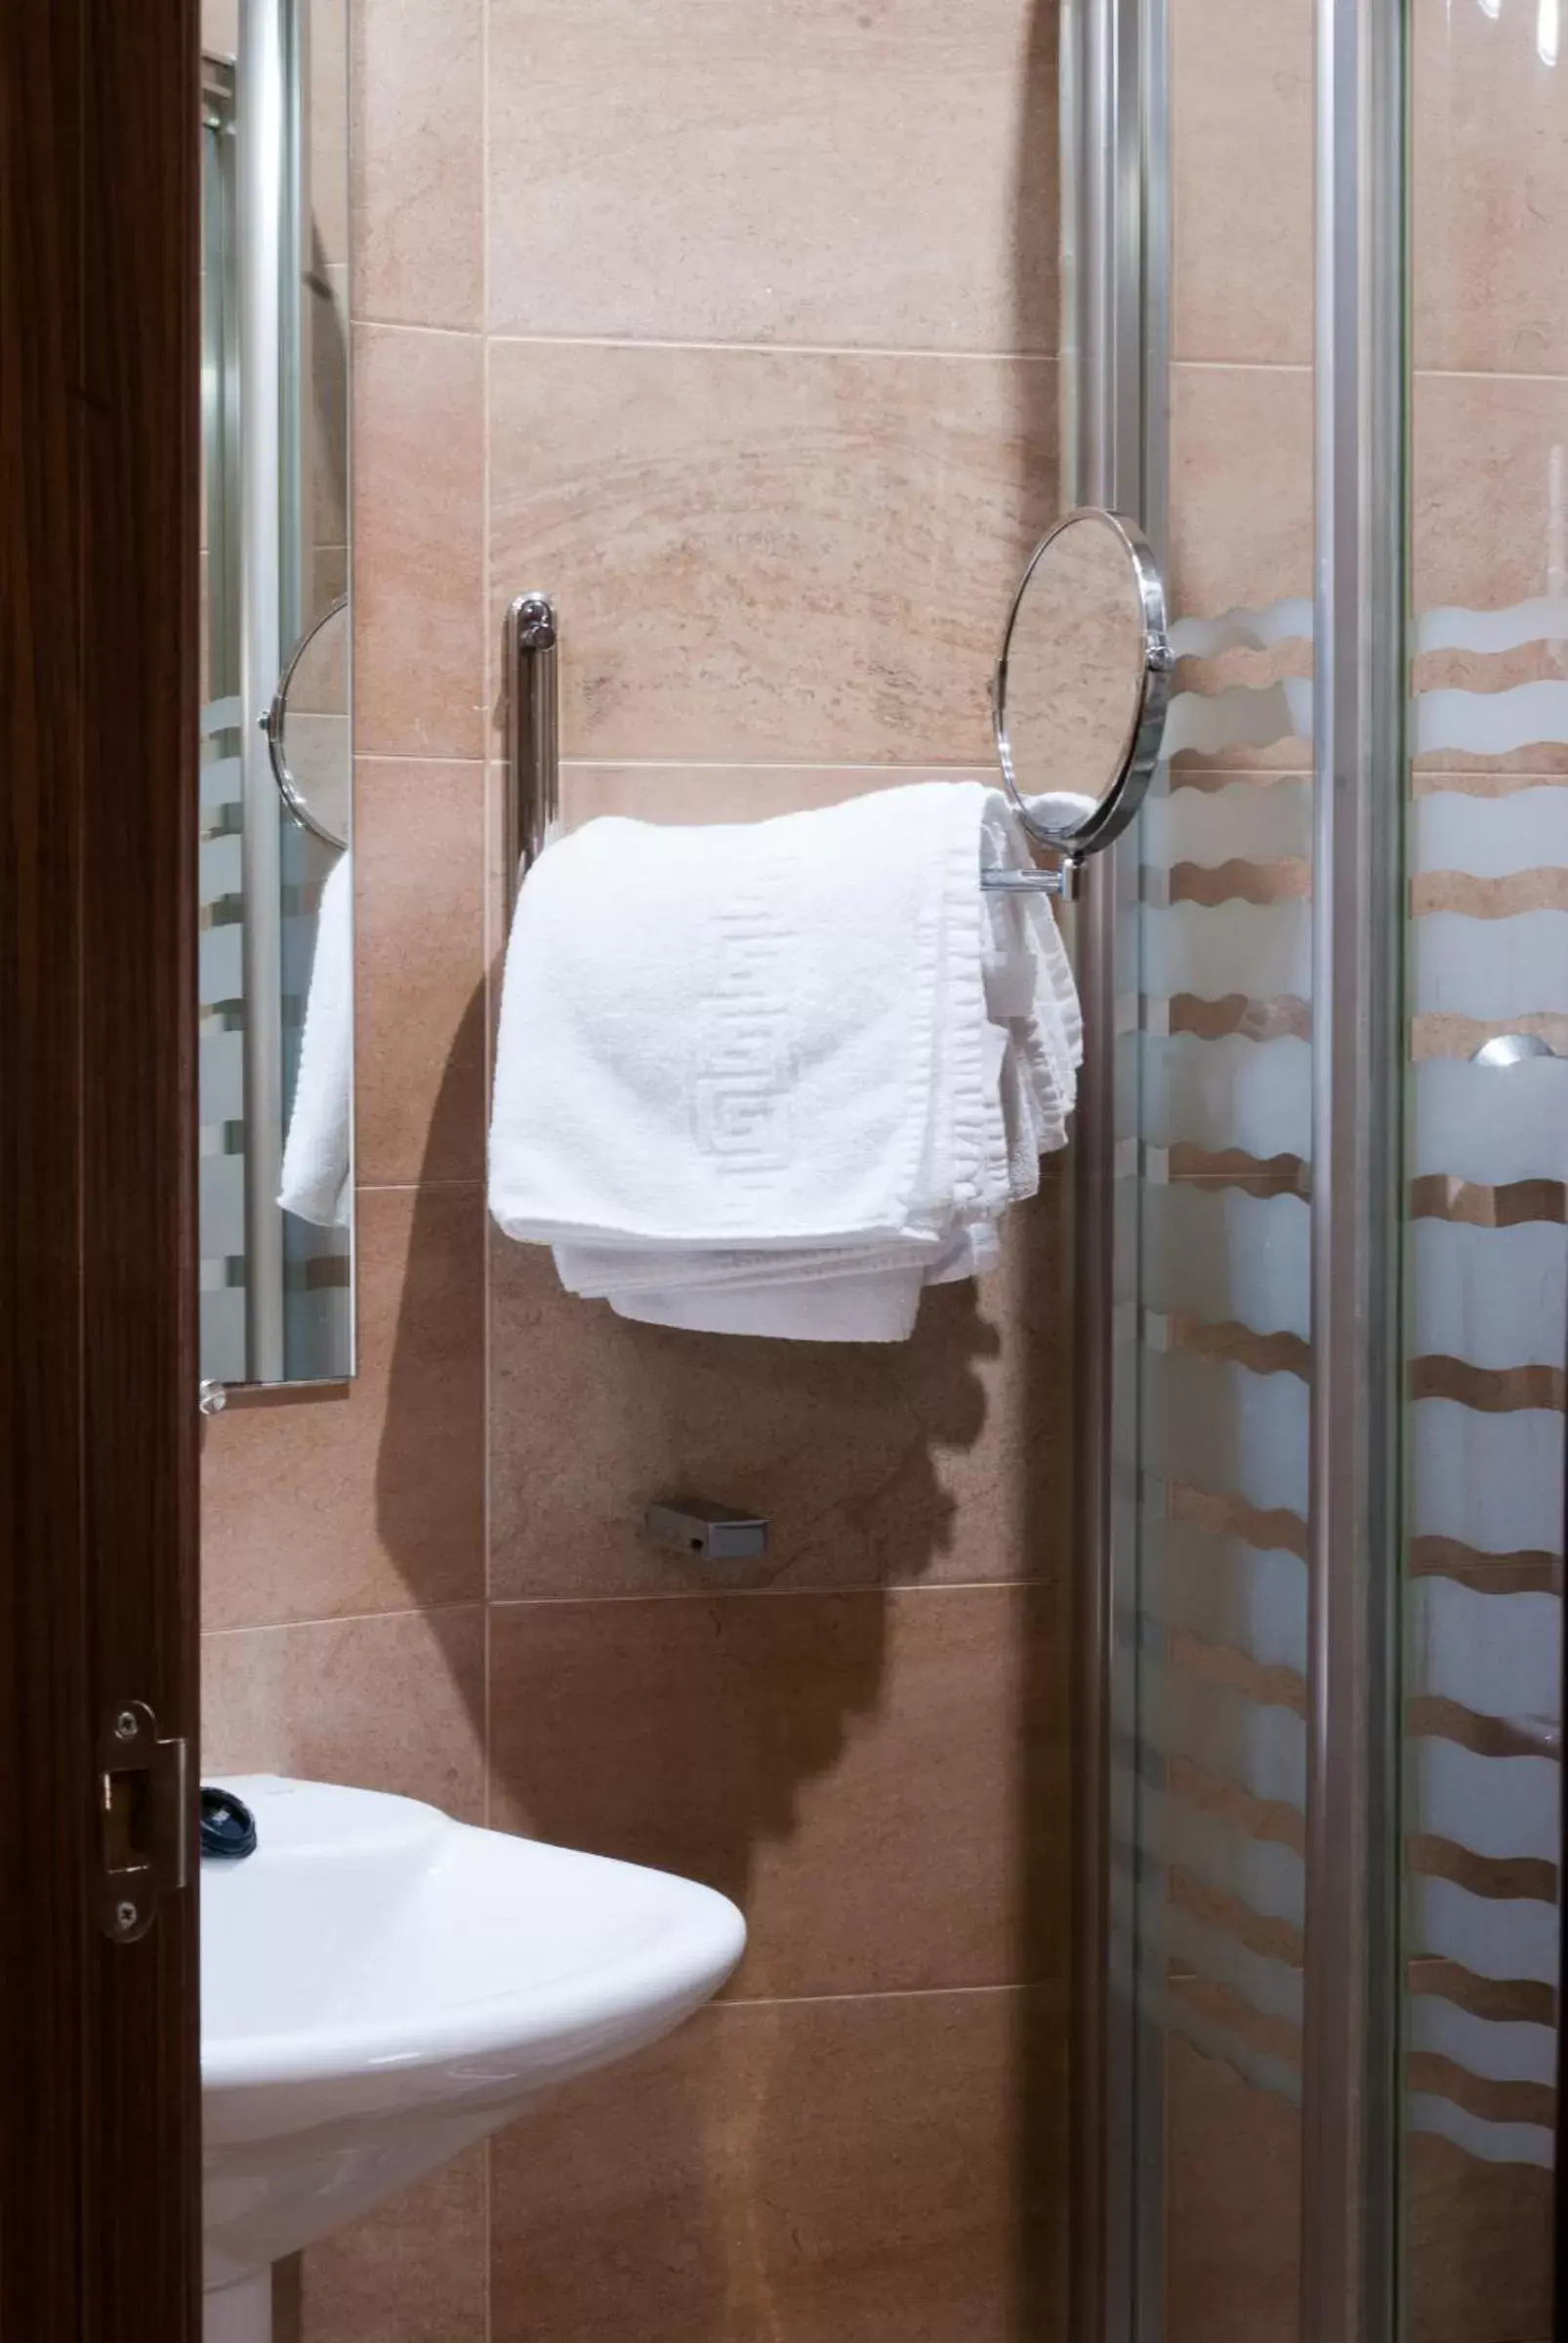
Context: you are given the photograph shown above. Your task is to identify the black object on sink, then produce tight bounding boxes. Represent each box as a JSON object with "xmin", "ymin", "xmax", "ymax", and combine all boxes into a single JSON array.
[{"xmin": 200, "ymin": 1785, "xmax": 259, "ymax": 1862}]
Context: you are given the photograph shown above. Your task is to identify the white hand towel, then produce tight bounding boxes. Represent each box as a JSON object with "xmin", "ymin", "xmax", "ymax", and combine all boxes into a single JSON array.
[
  {"xmin": 487, "ymin": 782, "xmax": 1081, "ymax": 1340},
  {"xmin": 278, "ymin": 852, "xmax": 353, "ymax": 1228}
]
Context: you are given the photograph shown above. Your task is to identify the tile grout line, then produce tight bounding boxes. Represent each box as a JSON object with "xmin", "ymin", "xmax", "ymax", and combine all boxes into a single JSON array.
[
  {"xmin": 719, "ymin": 1977, "xmax": 1067, "ymax": 2012},
  {"xmin": 199, "ymin": 1576, "xmax": 1053, "ymax": 1641},
  {"xmin": 486, "ymin": 1578, "xmax": 1054, "ymax": 1608},
  {"xmin": 489, "ymin": 1574, "xmax": 1050, "ymax": 1612},
  {"xmin": 1171, "ymin": 353, "xmax": 1568, "ymax": 391},
  {"xmin": 484, "ymin": 330, "xmax": 1060, "ymax": 363},
  {"xmin": 200, "ymin": 1595, "xmax": 482, "ymax": 1639},
  {"xmin": 349, "ymin": 318, "xmax": 1065, "ymax": 367},
  {"xmin": 345, "ymin": 329, "xmax": 1568, "ymax": 396}
]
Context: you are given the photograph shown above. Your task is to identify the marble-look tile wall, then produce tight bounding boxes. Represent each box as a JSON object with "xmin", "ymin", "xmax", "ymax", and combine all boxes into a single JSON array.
[{"xmin": 200, "ymin": 1, "xmax": 1072, "ymax": 2338}]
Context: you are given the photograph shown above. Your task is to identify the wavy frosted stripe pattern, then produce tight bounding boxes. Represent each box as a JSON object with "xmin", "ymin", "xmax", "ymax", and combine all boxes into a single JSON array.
[
  {"xmin": 1136, "ymin": 595, "xmax": 1563, "ymax": 2172},
  {"xmin": 1139, "ymin": 1650, "xmax": 1308, "ymax": 1813},
  {"xmin": 1142, "ymin": 1035, "xmax": 1314, "ymax": 1159},
  {"xmin": 1172, "ymin": 594, "xmax": 1568, "ymax": 662},
  {"xmin": 1409, "ymin": 2093, "xmax": 1555, "ymax": 2170},
  {"xmin": 1399, "ymin": 600, "xmax": 1562, "ymax": 2190},
  {"xmin": 1164, "ymin": 674, "xmax": 1568, "ymax": 763},
  {"xmin": 200, "ymin": 694, "xmax": 248, "ymax": 1380},
  {"xmin": 1163, "ymin": 595, "xmax": 1568, "ymax": 767}
]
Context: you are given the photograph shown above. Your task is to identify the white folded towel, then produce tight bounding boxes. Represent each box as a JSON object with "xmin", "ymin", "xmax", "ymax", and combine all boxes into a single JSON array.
[
  {"xmin": 487, "ymin": 782, "xmax": 1081, "ymax": 1340},
  {"xmin": 278, "ymin": 852, "xmax": 353, "ymax": 1228}
]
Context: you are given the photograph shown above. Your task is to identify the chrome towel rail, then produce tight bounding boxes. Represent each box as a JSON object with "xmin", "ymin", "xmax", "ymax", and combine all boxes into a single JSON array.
[{"xmin": 500, "ymin": 589, "xmax": 1077, "ymax": 913}]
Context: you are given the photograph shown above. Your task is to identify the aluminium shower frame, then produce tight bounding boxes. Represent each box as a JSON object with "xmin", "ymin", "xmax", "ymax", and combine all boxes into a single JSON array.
[{"xmin": 1064, "ymin": 2, "xmax": 1408, "ymax": 2338}]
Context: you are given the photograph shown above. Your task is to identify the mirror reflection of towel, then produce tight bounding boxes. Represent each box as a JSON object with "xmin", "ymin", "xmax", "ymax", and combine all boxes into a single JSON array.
[{"xmin": 278, "ymin": 853, "xmax": 352, "ymax": 1227}]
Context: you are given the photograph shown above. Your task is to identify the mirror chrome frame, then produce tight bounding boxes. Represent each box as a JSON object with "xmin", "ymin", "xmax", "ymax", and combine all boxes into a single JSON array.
[
  {"xmin": 991, "ymin": 505, "xmax": 1174, "ymax": 863},
  {"xmin": 262, "ymin": 596, "xmax": 351, "ymax": 852}
]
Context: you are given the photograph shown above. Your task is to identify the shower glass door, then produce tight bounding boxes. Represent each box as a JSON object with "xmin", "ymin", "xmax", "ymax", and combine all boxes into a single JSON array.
[
  {"xmin": 1401, "ymin": 0, "xmax": 1564, "ymax": 2330},
  {"xmin": 1093, "ymin": 0, "xmax": 1564, "ymax": 2334}
]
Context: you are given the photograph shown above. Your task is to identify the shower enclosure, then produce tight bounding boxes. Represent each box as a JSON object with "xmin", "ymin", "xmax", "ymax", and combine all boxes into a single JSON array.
[{"xmin": 1071, "ymin": 0, "xmax": 1566, "ymax": 2336}]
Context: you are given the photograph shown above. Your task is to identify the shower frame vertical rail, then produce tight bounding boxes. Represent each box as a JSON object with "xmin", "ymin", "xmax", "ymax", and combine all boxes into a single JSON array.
[
  {"xmin": 1302, "ymin": 0, "xmax": 1407, "ymax": 2336},
  {"xmin": 1067, "ymin": 0, "xmax": 1410, "ymax": 2335},
  {"xmin": 1061, "ymin": 0, "xmax": 1168, "ymax": 2336}
]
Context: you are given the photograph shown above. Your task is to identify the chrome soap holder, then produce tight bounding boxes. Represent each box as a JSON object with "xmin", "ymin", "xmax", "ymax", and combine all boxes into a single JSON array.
[{"xmin": 644, "ymin": 1500, "xmax": 770, "ymax": 1564}]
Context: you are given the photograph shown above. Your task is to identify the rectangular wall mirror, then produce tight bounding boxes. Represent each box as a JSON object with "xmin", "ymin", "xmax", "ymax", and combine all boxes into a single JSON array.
[{"xmin": 200, "ymin": 0, "xmax": 354, "ymax": 1389}]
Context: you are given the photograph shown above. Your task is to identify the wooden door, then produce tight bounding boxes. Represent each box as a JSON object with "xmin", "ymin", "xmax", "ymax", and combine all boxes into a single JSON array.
[{"xmin": 1, "ymin": 3, "xmax": 202, "ymax": 2335}]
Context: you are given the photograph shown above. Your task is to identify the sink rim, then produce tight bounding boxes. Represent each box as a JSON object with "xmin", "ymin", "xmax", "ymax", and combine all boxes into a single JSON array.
[{"xmin": 200, "ymin": 1776, "xmax": 745, "ymax": 2101}]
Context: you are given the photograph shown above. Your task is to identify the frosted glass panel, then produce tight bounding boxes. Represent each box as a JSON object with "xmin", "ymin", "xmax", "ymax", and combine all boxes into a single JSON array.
[
  {"xmin": 1401, "ymin": 0, "xmax": 1565, "ymax": 2304},
  {"xmin": 1129, "ymin": 1, "xmax": 1318, "ymax": 2298}
]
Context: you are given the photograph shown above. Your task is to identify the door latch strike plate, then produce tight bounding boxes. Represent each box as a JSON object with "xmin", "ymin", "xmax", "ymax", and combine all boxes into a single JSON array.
[{"xmin": 97, "ymin": 1700, "xmax": 189, "ymax": 1944}]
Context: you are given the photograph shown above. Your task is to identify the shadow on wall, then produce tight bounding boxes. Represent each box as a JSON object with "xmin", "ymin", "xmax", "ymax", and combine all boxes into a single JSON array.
[
  {"xmin": 360, "ymin": 0, "xmax": 1072, "ymax": 2311},
  {"xmin": 375, "ymin": 968, "xmax": 1009, "ymax": 1878}
]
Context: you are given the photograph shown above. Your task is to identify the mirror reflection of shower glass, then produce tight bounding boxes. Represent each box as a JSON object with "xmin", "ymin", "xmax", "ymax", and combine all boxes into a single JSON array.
[{"xmin": 200, "ymin": 0, "xmax": 354, "ymax": 1390}]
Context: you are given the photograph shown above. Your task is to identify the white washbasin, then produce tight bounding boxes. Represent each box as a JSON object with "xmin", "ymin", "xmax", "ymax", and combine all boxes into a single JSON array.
[{"xmin": 201, "ymin": 1777, "xmax": 745, "ymax": 2338}]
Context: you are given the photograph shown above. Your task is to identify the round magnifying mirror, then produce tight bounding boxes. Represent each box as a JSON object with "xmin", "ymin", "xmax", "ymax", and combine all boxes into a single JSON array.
[
  {"xmin": 266, "ymin": 596, "xmax": 351, "ymax": 854},
  {"xmin": 992, "ymin": 509, "xmax": 1171, "ymax": 863}
]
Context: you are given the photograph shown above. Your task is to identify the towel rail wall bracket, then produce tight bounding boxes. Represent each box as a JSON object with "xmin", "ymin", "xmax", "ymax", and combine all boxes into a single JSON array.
[{"xmin": 505, "ymin": 591, "xmax": 559, "ymax": 918}]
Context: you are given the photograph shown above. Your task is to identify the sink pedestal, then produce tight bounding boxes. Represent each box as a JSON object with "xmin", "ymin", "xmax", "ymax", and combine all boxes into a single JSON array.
[{"xmin": 205, "ymin": 2272, "xmax": 271, "ymax": 2343}]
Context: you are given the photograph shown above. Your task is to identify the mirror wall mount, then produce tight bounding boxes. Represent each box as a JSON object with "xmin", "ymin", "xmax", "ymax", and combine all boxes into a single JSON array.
[{"xmin": 992, "ymin": 506, "xmax": 1173, "ymax": 867}]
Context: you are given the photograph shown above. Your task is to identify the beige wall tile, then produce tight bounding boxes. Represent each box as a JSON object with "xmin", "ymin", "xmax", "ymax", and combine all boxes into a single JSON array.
[
  {"xmin": 1413, "ymin": 0, "xmax": 1568, "ymax": 376},
  {"xmin": 486, "ymin": 0, "xmax": 1057, "ymax": 353},
  {"xmin": 1164, "ymin": 2036, "xmax": 1300, "ymax": 2343},
  {"xmin": 354, "ymin": 325, "xmax": 485, "ymax": 759},
  {"xmin": 1162, "ymin": 2033, "xmax": 1558, "ymax": 2343},
  {"xmin": 201, "ymin": 1604, "xmax": 486, "ymax": 1820},
  {"xmin": 1167, "ymin": 362, "xmax": 1315, "ymax": 775},
  {"xmin": 308, "ymin": 0, "xmax": 351, "ymax": 271},
  {"xmin": 1406, "ymin": 2128, "xmax": 1556, "ymax": 2343},
  {"xmin": 351, "ymin": 0, "xmax": 483, "ymax": 331},
  {"xmin": 1414, "ymin": 370, "xmax": 1568, "ymax": 610},
  {"xmin": 202, "ymin": 0, "xmax": 238, "ymax": 58},
  {"xmin": 1170, "ymin": 0, "xmax": 1313, "ymax": 366},
  {"xmin": 202, "ymin": 1187, "xmax": 484, "ymax": 1628},
  {"xmin": 1170, "ymin": 363, "xmax": 1315, "ymax": 621},
  {"xmin": 487, "ymin": 340, "xmax": 1057, "ymax": 765},
  {"xmin": 286, "ymin": 592, "xmax": 350, "ymax": 718},
  {"xmin": 355, "ymin": 760, "xmax": 487, "ymax": 1185},
  {"xmin": 488, "ymin": 1195, "xmax": 1070, "ymax": 1597},
  {"xmin": 488, "ymin": 1583, "xmax": 1070, "ymax": 1997},
  {"xmin": 561, "ymin": 761, "xmax": 999, "ymax": 827},
  {"xmin": 1412, "ymin": 371, "xmax": 1568, "ymax": 773},
  {"xmin": 489, "ymin": 1987, "xmax": 1068, "ymax": 2343},
  {"xmin": 308, "ymin": 267, "xmax": 351, "ymax": 556},
  {"xmin": 276, "ymin": 2147, "xmax": 488, "ymax": 2343}
]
